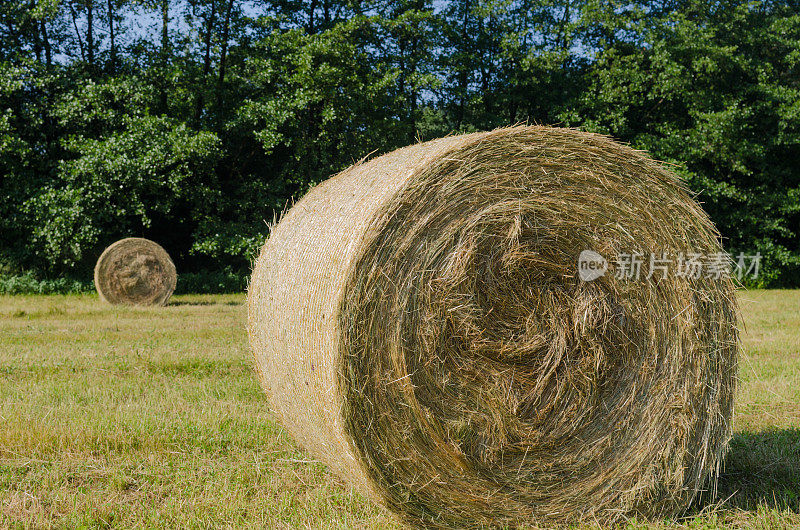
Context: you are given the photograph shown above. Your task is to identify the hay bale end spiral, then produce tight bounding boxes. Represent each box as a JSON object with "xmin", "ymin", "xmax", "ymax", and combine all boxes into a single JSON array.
[
  {"xmin": 94, "ymin": 237, "xmax": 177, "ymax": 306},
  {"xmin": 248, "ymin": 126, "xmax": 739, "ymax": 527}
]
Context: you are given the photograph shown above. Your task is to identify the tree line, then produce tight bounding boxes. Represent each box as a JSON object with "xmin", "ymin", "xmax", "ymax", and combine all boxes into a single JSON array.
[{"xmin": 1, "ymin": 0, "xmax": 799, "ymax": 286}]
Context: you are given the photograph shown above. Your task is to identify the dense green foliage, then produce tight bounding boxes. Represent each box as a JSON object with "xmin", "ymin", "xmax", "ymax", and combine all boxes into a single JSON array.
[
  {"xmin": 1, "ymin": 0, "xmax": 798, "ymax": 286},
  {"xmin": 0, "ymin": 270, "xmax": 247, "ymax": 295}
]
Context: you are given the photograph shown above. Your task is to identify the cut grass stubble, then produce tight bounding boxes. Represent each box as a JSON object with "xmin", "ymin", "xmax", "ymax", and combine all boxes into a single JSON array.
[{"xmin": 0, "ymin": 291, "xmax": 797, "ymax": 528}]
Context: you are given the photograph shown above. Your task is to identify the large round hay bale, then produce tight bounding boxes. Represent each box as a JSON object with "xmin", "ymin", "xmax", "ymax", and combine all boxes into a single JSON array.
[
  {"xmin": 94, "ymin": 237, "xmax": 176, "ymax": 306},
  {"xmin": 248, "ymin": 126, "xmax": 739, "ymax": 527}
]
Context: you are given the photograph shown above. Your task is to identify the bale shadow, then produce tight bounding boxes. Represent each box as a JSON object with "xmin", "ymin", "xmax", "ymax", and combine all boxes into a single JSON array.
[
  {"xmin": 708, "ymin": 428, "xmax": 800, "ymax": 512},
  {"xmin": 167, "ymin": 300, "xmax": 241, "ymax": 307}
]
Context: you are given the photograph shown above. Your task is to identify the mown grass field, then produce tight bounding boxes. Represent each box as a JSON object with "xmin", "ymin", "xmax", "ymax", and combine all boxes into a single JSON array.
[{"xmin": 0, "ymin": 291, "xmax": 798, "ymax": 528}]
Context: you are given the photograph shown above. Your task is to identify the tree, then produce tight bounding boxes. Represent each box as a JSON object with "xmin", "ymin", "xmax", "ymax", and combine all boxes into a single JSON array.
[
  {"xmin": 0, "ymin": 0, "xmax": 798, "ymax": 286},
  {"xmin": 567, "ymin": 0, "xmax": 800, "ymax": 286},
  {"xmin": 28, "ymin": 113, "xmax": 221, "ymax": 272}
]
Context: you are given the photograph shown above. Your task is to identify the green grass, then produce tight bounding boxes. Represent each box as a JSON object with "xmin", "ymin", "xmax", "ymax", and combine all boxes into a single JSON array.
[{"xmin": 0, "ymin": 291, "xmax": 798, "ymax": 528}]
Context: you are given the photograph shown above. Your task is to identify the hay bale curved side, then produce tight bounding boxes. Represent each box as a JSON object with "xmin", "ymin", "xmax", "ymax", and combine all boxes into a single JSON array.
[
  {"xmin": 94, "ymin": 237, "xmax": 177, "ymax": 306},
  {"xmin": 247, "ymin": 126, "xmax": 739, "ymax": 528}
]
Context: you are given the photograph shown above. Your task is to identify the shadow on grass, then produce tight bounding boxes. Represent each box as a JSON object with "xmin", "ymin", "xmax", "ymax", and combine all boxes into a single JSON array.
[
  {"xmin": 167, "ymin": 300, "xmax": 241, "ymax": 307},
  {"xmin": 710, "ymin": 428, "xmax": 800, "ymax": 512}
]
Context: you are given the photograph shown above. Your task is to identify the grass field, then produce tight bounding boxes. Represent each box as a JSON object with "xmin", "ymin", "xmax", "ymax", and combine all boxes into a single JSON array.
[{"xmin": 0, "ymin": 291, "xmax": 798, "ymax": 528}]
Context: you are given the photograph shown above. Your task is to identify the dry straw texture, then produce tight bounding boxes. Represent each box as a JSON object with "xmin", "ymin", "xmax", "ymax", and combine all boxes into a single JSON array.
[
  {"xmin": 247, "ymin": 126, "xmax": 739, "ymax": 528},
  {"xmin": 94, "ymin": 237, "xmax": 177, "ymax": 306}
]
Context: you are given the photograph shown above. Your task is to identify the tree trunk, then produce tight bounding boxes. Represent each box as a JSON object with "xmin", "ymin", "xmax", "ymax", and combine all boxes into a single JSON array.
[
  {"xmin": 555, "ymin": 0, "xmax": 571, "ymax": 50},
  {"xmin": 87, "ymin": 0, "xmax": 94, "ymax": 67},
  {"xmin": 201, "ymin": 1, "xmax": 216, "ymax": 78},
  {"xmin": 69, "ymin": 2, "xmax": 86, "ymax": 62},
  {"xmin": 216, "ymin": 0, "xmax": 234, "ymax": 108},
  {"xmin": 160, "ymin": 0, "xmax": 169, "ymax": 110},
  {"xmin": 193, "ymin": 0, "xmax": 217, "ymax": 122},
  {"xmin": 456, "ymin": 0, "xmax": 470, "ymax": 129},
  {"xmin": 107, "ymin": 0, "xmax": 116, "ymax": 71},
  {"xmin": 31, "ymin": 9, "xmax": 43, "ymax": 64},
  {"xmin": 41, "ymin": 19, "xmax": 52, "ymax": 68},
  {"xmin": 398, "ymin": 39, "xmax": 406, "ymax": 113},
  {"xmin": 481, "ymin": 14, "xmax": 493, "ymax": 118},
  {"xmin": 161, "ymin": 0, "xmax": 169, "ymax": 56},
  {"xmin": 410, "ymin": 37, "xmax": 418, "ymax": 141},
  {"xmin": 307, "ymin": 0, "xmax": 317, "ymax": 34}
]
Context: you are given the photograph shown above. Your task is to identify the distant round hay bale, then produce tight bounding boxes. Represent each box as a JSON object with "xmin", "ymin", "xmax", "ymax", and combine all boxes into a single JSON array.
[
  {"xmin": 94, "ymin": 237, "xmax": 176, "ymax": 306},
  {"xmin": 248, "ymin": 126, "xmax": 739, "ymax": 527}
]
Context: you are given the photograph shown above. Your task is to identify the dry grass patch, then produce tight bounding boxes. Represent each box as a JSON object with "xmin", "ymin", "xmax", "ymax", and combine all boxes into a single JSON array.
[{"xmin": 0, "ymin": 290, "xmax": 797, "ymax": 528}]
